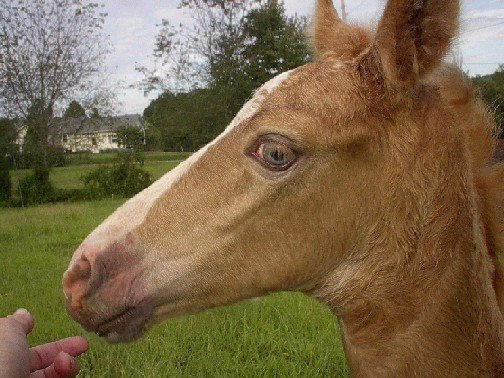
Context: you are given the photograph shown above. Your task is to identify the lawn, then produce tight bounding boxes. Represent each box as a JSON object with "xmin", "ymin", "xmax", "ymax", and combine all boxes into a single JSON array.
[
  {"xmin": 0, "ymin": 200, "xmax": 349, "ymax": 377},
  {"xmin": 10, "ymin": 160, "xmax": 182, "ymax": 193},
  {"xmin": 66, "ymin": 151, "xmax": 192, "ymax": 166}
]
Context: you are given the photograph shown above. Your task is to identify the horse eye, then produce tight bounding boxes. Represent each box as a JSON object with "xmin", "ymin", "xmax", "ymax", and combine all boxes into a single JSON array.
[{"xmin": 255, "ymin": 142, "xmax": 297, "ymax": 171}]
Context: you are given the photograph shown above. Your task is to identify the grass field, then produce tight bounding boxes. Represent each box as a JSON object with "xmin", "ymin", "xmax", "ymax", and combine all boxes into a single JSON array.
[
  {"xmin": 0, "ymin": 200, "xmax": 349, "ymax": 377},
  {"xmin": 10, "ymin": 159, "xmax": 182, "ymax": 193},
  {"xmin": 66, "ymin": 152, "xmax": 192, "ymax": 166}
]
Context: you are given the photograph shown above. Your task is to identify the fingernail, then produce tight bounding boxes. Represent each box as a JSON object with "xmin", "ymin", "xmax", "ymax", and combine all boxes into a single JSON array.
[{"xmin": 14, "ymin": 308, "xmax": 30, "ymax": 316}]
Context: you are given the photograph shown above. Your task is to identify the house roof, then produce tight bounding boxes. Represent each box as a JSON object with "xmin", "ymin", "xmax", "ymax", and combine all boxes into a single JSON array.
[{"xmin": 54, "ymin": 114, "xmax": 144, "ymax": 135}]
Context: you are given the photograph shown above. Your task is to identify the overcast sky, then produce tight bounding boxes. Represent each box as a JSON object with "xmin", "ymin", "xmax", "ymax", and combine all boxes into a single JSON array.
[{"xmin": 101, "ymin": 0, "xmax": 504, "ymax": 115}]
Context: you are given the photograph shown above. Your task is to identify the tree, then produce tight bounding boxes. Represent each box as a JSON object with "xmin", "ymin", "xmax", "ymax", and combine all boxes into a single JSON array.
[
  {"xmin": 82, "ymin": 125, "xmax": 151, "ymax": 199},
  {"xmin": 117, "ymin": 126, "xmax": 145, "ymax": 150},
  {"xmin": 0, "ymin": 118, "xmax": 17, "ymax": 160},
  {"xmin": 136, "ymin": 0, "xmax": 256, "ymax": 93},
  {"xmin": 0, "ymin": 0, "xmax": 110, "ymax": 179},
  {"xmin": 144, "ymin": 89, "xmax": 227, "ymax": 151},
  {"xmin": 141, "ymin": 0, "xmax": 312, "ymax": 151},
  {"xmin": 0, "ymin": 118, "xmax": 17, "ymax": 203},
  {"xmin": 239, "ymin": 0, "xmax": 312, "ymax": 89},
  {"xmin": 22, "ymin": 100, "xmax": 54, "ymax": 170},
  {"xmin": 64, "ymin": 101, "xmax": 86, "ymax": 118},
  {"xmin": 472, "ymin": 65, "xmax": 504, "ymax": 138},
  {"xmin": 90, "ymin": 108, "xmax": 100, "ymax": 118}
]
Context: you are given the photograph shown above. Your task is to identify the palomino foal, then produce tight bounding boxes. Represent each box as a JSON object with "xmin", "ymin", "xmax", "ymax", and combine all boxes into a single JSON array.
[{"xmin": 63, "ymin": 0, "xmax": 504, "ymax": 375}]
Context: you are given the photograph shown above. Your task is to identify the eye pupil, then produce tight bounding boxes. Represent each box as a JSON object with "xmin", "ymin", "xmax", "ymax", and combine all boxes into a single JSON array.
[
  {"xmin": 256, "ymin": 141, "xmax": 297, "ymax": 171},
  {"xmin": 272, "ymin": 148, "xmax": 283, "ymax": 163}
]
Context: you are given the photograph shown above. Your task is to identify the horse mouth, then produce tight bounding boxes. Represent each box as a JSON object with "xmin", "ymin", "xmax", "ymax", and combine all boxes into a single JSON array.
[{"xmin": 93, "ymin": 302, "xmax": 153, "ymax": 343}]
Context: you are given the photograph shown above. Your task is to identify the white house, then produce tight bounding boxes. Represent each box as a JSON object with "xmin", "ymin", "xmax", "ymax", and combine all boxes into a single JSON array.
[
  {"xmin": 16, "ymin": 114, "xmax": 145, "ymax": 154},
  {"xmin": 56, "ymin": 114, "xmax": 145, "ymax": 153}
]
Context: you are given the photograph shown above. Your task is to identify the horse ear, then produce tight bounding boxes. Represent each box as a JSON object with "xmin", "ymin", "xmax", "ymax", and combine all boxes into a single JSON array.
[
  {"xmin": 375, "ymin": 0, "xmax": 459, "ymax": 85},
  {"xmin": 312, "ymin": 0, "xmax": 372, "ymax": 60}
]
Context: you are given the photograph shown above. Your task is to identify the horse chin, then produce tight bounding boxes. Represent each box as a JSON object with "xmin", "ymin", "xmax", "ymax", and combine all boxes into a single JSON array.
[
  {"xmin": 103, "ymin": 325, "xmax": 149, "ymax": 344},
  {"xmin": 81, "ymin": 300, "xmax": 155, "ymax": 344}
]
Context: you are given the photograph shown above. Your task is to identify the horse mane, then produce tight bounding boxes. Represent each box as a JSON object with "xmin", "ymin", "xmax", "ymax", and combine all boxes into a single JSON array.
[{"xmin": 434, "ymin": 66, "xmax": 504, "ymax": 312}]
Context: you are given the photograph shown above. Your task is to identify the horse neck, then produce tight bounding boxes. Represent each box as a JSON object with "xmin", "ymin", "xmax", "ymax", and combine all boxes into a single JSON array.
[{"xmin": 312, "ymin": 151, "xmax": 504, "ymax": 376}]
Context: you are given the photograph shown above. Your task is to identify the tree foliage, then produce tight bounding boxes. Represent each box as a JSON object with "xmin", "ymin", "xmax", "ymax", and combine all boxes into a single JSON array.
[
  {"xmin": 472, "ymin": 65, "xmax": 504, "ymax": 138},
  {"xmin": 144, "ymin": 89, "xmax": 231, "ymax": 151},
  {"xmin": 239, "ymin": 1, "xmax": 311, "ymax": 88},
  {"xmin": 64, "ymin": 101, "xmax": 86, "ymax": 118},
  {"xmin": 0, "ymin": 0, "xmax": 110, "ymax": 185},
  {"xmin": 116, "ymin": 125, "xmax": 146, "ymax": 164},
  {"xmin": 82, "ymin": 153, "xmax": 152, "ymax": 199},
  {"xmin": 0, "ymin": 118, "xmax": 17, "ymax": 202},
  {"xmin": 137, "ymin": 0, "xmax": 255, "ymax": 93},
  {"xmin": 18, "ymin": 165, "xmax": 55, "ymax": 205},
  {"xmin": 142, "ymin": 0, "xmax": 312, "ymax": 151},
  {"xmin": 0, "ymin": 0, "xmax": 110, "ymax": 119},
  {"xmin": 0, "ymin": 118, "xmax": 18, "ymax": 158},
  {"xmin": 117, "ymin": 126, "xmax": 145, "ymax": 150},
  {"xmin": 22, "ymin": 100, "xmax": 54, "ymax": 169}
]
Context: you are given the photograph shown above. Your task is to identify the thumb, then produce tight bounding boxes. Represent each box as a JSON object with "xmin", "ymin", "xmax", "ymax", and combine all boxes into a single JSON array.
[{"xmin": 7, "ymin": 308, "xmax": 35, "ymax": 335}]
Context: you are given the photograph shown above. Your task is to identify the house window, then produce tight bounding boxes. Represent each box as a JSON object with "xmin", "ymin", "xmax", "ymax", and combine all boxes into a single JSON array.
[
  {"xmin": 91, "ymin": 137, "xmax": 97, "ymax": 146},
  {"xmin": 109, "ymin": 135, "xmax": 118, "ymax": 144}
]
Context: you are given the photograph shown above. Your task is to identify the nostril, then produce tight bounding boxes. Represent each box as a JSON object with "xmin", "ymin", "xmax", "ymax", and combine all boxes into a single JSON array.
[{"xmin": 63, "ymin": 254, "xmax": 92, "ymax": 310}]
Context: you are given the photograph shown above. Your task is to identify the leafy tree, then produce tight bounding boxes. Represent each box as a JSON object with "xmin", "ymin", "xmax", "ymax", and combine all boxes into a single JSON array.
[
  {"xmin": 0, "ymin": 118, "xmax": 17, "ymax": 203},
  {"xmin": 0, "ymin": 0, "xmax": 110, "ymax": 203},
  {"xmin": 1, "ymin": 0, "xmax": 109, "ymax": 121},
  {"xmin": 83, "ymin": 126, "xmax": 151, "ymax": 199},
  {"xmin": 82, "ymin": 159, "xmax": 152, "ymax": 199},
  {"xmin": 116, "ymin": 126, "xmax": 146, "ymax": 164},
  {"xmin": 142, "ymin": 0, "xmax": 312, "ymax": 151},
  {"xmin": 240, "ymin": 1, "xmax": 312, "ymax": 87},
  {"xmin": 117, "ymin": 126, "xmax": 145, "ymax": 150},
  {"xmin": 22, "ymin": 100, "xmax": 54, "ymax": 170},
  {"xmin": 472, "ymin": 65, "xmax": 504, "ymax": 138},
  {"xmin": 90, "ymin": 108, "xmax": 100, "ymax": 118},
  {"xmin": 137, "ymin": 0, "xmax": 255, "ymax": 93},
  {"xmin": 0, "ymin": 118, "xmax": 18, "ymax": 160},
  {"xmin": 144, "ymin": 88, "xmax": 232, "ymax": 151},
  {"xmin": 64, "ymin": 101, "xmax": 86, "ymax": 118},
  {"xmin": 18, "ymin": 166, "xmax": 55, "ymax": 205},
  {"xmin": 209, "ymin": 0, "xmax": 312, "ymax": 124},
  {"xmin": 0, "ymin": 165, "xmax": 12, "ymax": 203}
]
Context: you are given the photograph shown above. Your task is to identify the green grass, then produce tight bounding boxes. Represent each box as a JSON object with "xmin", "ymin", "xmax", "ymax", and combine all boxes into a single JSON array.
[
  {"xmin": 0, "ymin": 201, "xmax": 349, "ymax": 377},
  {"xmin": 66, "ymin": 152, "xmax": 191, "ymax": 166},
  {"xmin": 11, "ymin": 161, "xmax": 181, "ymax": 192}
]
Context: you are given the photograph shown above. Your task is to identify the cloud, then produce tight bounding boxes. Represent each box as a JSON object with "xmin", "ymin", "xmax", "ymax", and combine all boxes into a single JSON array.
[{"xmin": 103, "ymin": 0, "xmax": 504, "ymax": 114}]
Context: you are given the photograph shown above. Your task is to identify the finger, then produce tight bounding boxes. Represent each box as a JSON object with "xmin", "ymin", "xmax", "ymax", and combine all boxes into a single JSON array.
[
  {"xmin": 29, "ymin": 336, "xmax": 88, "ymax": 371},
  {"xmin": 7, "ymin": 308, "xmax": 35, "ymax": 335},
  {"xmin": 30, "ymin": 352, "xmax": 80, "ymax": 378},
  {"xmin": 54, "ymin": 352, "xmax": 81, "ymax": 378}
]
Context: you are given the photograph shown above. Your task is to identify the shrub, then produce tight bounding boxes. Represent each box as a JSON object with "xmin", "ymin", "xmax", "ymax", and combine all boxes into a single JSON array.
[
  {"xmin": 18, "ymin": 167, "xmax": 55, "ymax": 205},
  {"xmin": 82, "ymin": 155, "xmax": 152, "ymax": 199},
  {"xmin": 0, "ymin": 162, "xmax": 11, "ymax": 204},
  {"xmin": 19, "ymin": 145, "xmax": 66, "ymax": 169},
  {"xmin": 47, "ymin": 145, "xmax": 67, "ymax": 167}
]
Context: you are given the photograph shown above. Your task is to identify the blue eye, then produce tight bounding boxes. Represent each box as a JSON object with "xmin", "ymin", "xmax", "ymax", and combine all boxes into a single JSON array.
[{"xmin": 256, "ymin": 142, "xmax": 297, "ymax": 170}]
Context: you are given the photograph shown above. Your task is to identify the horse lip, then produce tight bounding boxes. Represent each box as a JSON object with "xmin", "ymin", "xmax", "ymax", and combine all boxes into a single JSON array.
[{"xmin": 94, "ymin": 301, "xmax": 152, "ymax": 338}]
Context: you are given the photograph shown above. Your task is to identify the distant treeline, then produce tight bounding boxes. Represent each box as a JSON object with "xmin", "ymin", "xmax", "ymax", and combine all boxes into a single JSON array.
[
  {"xmin": 143, "ymin": 2, "xmax": 504, "ymax": 151},
  {"xmin": 143, "ymin": 1, "xmax": 312, "ymax": 152},
  {"xmin": 472, "ymin": 65, "xmax": 504, "ymax": 138}
]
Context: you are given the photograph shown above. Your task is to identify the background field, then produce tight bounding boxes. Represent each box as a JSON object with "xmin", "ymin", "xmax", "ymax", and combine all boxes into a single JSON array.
[
  {"xmin": 0, "ymin": 199, "xmax": 349, "ymax": 376},
  {"xmin": 10, "ymin": 152, "xmax": 189, "ymax": 195}
]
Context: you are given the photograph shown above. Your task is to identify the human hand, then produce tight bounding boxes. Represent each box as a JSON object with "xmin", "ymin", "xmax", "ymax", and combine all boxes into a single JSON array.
[{"xmin": 0, "ymin": 309, "xmax": 89, "ymax": 378}]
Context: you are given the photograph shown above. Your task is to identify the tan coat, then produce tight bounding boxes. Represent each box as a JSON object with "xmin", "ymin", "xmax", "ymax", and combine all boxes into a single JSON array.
[{"xmin": 63, "ymin": 0, "xmax": 504, "ymax": 375}]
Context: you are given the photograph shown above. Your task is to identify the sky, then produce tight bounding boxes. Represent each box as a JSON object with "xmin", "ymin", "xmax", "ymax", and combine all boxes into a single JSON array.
[{"xmin": 101, "ymin": 0, "xmax": 504, "ymax": 115}]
